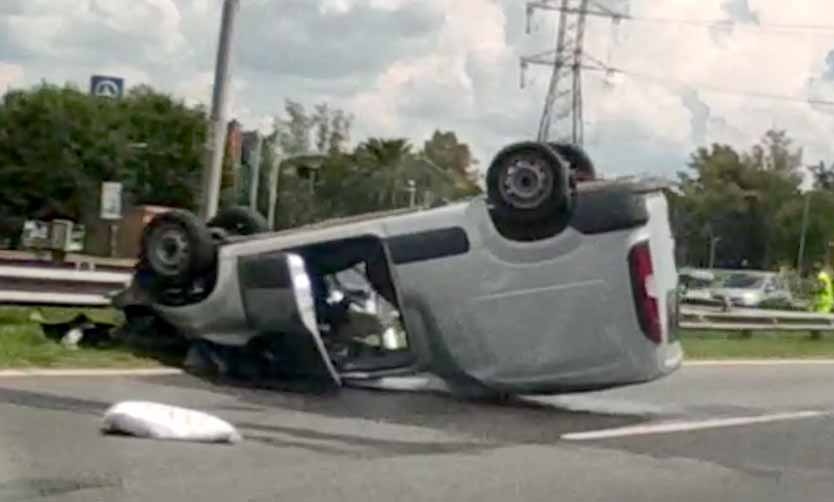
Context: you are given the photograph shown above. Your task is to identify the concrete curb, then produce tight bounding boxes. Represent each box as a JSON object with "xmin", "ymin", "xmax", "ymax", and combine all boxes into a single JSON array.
[
  {"xmin": 2, "ymin": 360, "xmax": 834, "ymax": 378},
  {"xmin": 0, "ymin": 368, "xmax": 184, "ymax": 378},
  {"xmin": 684, "ymin": 359, "xmax": 834, "ymax": 366}
]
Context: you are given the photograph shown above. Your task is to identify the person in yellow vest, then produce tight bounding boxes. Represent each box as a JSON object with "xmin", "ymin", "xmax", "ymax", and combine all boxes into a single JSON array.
[{"xmin": 811, "ymin": 262, "xmax": 834, "ymax": 314}]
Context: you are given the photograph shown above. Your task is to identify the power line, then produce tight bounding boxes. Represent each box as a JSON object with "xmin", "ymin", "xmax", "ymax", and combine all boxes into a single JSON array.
[
  {"xmin": 582, "ymin": 63, "xmax": 834, "ymax": 107},
  {"xmin": 623, "ymin": 15, "xmax": 834, "ymax": 37},
  {"xmin": 530, "ymin": 2, "xmax": 834, "ymax": 36}
]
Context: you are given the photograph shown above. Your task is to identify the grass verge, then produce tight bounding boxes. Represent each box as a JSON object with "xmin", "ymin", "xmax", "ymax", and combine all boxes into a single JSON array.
[
  {"xmin": 5, "ymin": 306, "xmax": 834, "ymax": 368},
  {"xmin": 682, "ymin": 331, "xmax": 834, "ymax": 359},
  {"xmin": 0, "ymin": 307, "xmax": 179, "ymax": 369}
]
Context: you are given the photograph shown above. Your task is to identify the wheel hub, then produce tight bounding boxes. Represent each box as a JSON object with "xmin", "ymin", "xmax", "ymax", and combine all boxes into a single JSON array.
[
  {"xmin": 499, "ymin": 156, "xmax": 554, "ymax": 210},
  {"xmin": 149, "ymin": 225, "xmax": 190, "ymax": 276}
]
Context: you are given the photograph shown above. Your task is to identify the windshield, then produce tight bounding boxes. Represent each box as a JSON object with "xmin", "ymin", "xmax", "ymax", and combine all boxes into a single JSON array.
[{"xmin": 721, "ymin": 274, "xmax": 766, "ymax": 289}]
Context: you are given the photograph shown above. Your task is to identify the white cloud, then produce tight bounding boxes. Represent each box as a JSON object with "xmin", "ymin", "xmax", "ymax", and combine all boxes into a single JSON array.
[{"xmin": 2, "ymin": 0, "xmax": 834, "ymax": 176}]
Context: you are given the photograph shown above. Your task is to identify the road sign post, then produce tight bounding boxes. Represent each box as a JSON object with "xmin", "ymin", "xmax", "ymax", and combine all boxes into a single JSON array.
[{"xmin": 101, "ymin": 182, "xmax": 123, "ymax": 257}]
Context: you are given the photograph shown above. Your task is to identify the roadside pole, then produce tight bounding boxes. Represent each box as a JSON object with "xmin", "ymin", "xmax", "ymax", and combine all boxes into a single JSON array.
[
  {"xmin": 248, "ymin": 134, "xmax": 263, "ymax": 212},
  {"xmin": 797, "ymin": 191, "xmax": 811, "ymax": 275},
  {"xmin": 708, "ymin": 236, "xmax": 721, "ymax": 270},
  {"xmin": 267, "ymin": 156, "xmax": 283, "ymax": 229},
  {"xmin": 198, "ymin": 0, "xmax": 240, "ymax": 221},
  {"xmin": 407, "ymin": 180, "xmax": 417, "ymax": 208}
]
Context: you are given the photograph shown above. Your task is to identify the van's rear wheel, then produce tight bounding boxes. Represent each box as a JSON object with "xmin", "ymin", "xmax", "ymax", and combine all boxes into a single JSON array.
[
  {"xmin": 207, "ymin": 206, "xmax": 269, "ymax": 236},
  {"xmin": 140, "ymin": 210, "xmax": 215, "ymax": 287},
  {"xmin": 549, "ymin": 143, "xmax": 596, "ymax": 181},
  {"xmin": 487, "ymin": 142, "xmax": 575, "ymax": 224}
]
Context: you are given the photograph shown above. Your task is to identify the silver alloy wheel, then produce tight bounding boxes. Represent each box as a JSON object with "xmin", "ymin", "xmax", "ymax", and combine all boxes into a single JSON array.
[
  {"xmin": 149, "ymin": 224, "xmax": 191, "ymax": 277},
  {"xmin": 497, "ymin": 154, "xmax": 555, "ymax": 210}
]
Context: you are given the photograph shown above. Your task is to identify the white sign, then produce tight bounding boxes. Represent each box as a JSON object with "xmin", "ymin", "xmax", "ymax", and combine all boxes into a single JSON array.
[
  {"xmin": 100, "ymin": 182, "xmax": 123, "ymax": 220},
  {"xmin": 95, "ymin": 81, "xmax": 119, "ymax": 97}
]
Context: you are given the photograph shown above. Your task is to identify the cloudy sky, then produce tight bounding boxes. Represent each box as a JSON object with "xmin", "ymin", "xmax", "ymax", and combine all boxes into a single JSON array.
[{"xmin": 2, "ymin": 0, "xmax": 834, "ymax": 179}]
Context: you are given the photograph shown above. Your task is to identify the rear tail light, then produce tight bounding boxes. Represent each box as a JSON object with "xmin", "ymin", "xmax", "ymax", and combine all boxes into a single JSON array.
[{"xmin": 628, "ymin": 241, "xmax": 662, "ymax": 344}]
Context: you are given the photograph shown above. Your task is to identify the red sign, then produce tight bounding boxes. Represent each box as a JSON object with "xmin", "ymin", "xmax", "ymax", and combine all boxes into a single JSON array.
[{"xmin": 226, "ymin": 120, "xmax": 243, "ymax": 167}]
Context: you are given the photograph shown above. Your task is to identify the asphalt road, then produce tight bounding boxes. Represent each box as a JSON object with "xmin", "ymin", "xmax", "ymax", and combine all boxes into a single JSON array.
[{"xmin": 2, "ymin": 364, "xmax": 834, "ymax": 501}]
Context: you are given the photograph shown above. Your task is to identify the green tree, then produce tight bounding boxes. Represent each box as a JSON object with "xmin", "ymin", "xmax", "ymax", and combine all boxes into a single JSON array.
[
  {"xmin": 0, "ymin": 83, "xmax": 206, "ymax": 244},
  {"xmin": 354, "ymin": 137, "xmax": 414, "ymax": 208},
  {"xmin": 250, "ymin": 100, "xmax": 483, "ymax": 230},
  {"xmin": 673, "ymin": 130, "xmax": 803, "ymax": 269},
  {"xmin": 811, "ymin": 161, "xmax": 834, "ymax": 190},
  {"xmin": 423, "ymin": 130, "xmax": 473, "ymax": 175},
  {"xmin": 265, "ymin": 100, "xmax": 355, "ymax": 229}
]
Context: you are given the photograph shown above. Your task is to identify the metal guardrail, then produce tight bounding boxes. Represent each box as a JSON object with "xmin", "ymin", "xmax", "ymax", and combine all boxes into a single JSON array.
[
  {"xmin": 0, "ymin": 250, "xmax": 136, "ymax": 271},
  {"xmin": 0, "ymin": 264, "xmax": 132, "ymax": 307},
  {"xmin": 680, "ymin": 305, "xmax": 834, "ymax": 332}
]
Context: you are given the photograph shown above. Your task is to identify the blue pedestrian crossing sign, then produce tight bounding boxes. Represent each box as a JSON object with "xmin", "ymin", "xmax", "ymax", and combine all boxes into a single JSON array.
[{"xmin": 90, "ymin": 75, "xmax": 124, "ymax": 99}]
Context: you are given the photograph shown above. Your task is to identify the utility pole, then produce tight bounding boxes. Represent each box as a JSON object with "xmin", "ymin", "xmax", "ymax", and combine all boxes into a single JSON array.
[
  {"xmin": 709, "ymin": 236, "xmax": 721, "ymax": 270},
  {"xmin": 797, "ymin": 190, "xmax": 812, "ymax": 275},
  {"xmin": 797, "ymin": 161, "xmax": 825, "ymax": 274},
  {"xmin": 520, "ymin": 0, "xmax": 628, "ymax": 144},
  {"xmin": 198, "ymin": 0, "xmax": 240, "ymax": 221},
  {"xmin": 267, "ymin": 156, "xmax": 282, "ymax": 230},
  {"xmin": 248, "ymin": 133, "xmax": 263, "ymax": 212},
  {"xmin": 407, "ymin": 180, "xmax": 417, "ymax": 208}
]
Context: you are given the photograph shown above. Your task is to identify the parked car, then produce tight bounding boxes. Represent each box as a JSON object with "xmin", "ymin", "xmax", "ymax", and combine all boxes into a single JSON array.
[
  {"xmin": 679, "ymin": 268, "xmax": 718, "ymax": 305},
  {"xmin": 113, "ymin": 142, "xmax": 682, "ymax": 398},
  {"xmin": 710, "ymin": 271, "xmax": 793, "ymax": 309}
]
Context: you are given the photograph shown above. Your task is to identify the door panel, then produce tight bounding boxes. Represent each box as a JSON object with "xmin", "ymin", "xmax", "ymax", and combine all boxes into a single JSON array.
[{"xmin": 238, "ymin": 252, "xmax": 341, "ymax": 386}]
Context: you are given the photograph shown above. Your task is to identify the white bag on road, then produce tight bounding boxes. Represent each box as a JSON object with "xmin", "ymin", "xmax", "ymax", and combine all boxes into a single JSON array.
[{"xmin": 101, "ymin": 401, "xmax": 242, "ymax": 444}]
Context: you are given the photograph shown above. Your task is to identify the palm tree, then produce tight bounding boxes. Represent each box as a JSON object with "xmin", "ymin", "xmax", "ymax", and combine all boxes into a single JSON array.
[{"xmin": 354, "ymin": 138, "xmax": 414, "ymax": 208}]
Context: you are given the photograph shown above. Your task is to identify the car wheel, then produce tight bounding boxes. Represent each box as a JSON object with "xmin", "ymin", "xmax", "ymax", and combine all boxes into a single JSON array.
[
  {"xmin": 140, "ymin": 209, "xmax": 215, "ymax": 287},
  {"xmin": 486, "ymin": 141, "xmax": 575, "ymax": 224},
  {"xmin": 207, "ymin": 206, "xmax": 270, "ymax": 236}
]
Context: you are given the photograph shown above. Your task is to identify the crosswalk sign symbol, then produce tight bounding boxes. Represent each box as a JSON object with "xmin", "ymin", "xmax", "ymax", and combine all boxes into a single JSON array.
[{"xmin": 90, "ymin": 76, "xmax": 125, "ymax": 99}]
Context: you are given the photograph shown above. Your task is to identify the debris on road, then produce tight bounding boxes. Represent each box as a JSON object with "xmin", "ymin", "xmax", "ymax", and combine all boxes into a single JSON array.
[
  {"xmin": 60, "ymin": 326, "xmax": 85, "ymax": 349},
  {"xmin": 101, "ymin": 401, "xmax": 241, "ymax": 444}
]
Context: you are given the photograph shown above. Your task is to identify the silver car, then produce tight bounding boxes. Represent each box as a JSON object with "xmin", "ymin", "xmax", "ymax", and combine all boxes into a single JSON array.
[
  {"xmin": 115, "ymin": 142, "xmax": 682, "ymax": 397},
  {"xmin": 711, "ymin": 271, "xmax": 793, "ymax": 309}
]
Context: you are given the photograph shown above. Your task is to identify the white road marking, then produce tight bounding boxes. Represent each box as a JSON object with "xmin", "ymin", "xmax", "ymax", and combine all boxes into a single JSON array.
[
  {"xmin": 685, "ymin": 359, "xmax": 834, "ymax": 366},
  {"xmin": 0, "ymin": 368, "xmax": 183, "ymax": 378},
  {"xmin": 562, "ymin": 410, "xmax": 827, "ymax": 441},
  {"xmin": 531, "ymin": 395, "xmax": 680, "ymax": 416}
]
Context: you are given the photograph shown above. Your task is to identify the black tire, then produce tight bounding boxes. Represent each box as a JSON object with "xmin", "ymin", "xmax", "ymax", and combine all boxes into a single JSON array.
[
  {"xmin": 207, "ymin": 206, "xmax": 269, "ymax": 236},
  {"xmin": 548, "ymin": 143, "xmax": 596, "ymax": 181},
  {"xmin": 140, "ymin": 209, "xmax": 215, "ymax": 287},
  {"xmin": 486, "ymin": 141, "xmax": 574, "ymax": 223}
]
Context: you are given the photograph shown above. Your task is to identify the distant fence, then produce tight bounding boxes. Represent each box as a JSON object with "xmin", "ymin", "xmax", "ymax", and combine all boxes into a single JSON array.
[{"xmin": 680, "ymin": 305, "xmax": 834, "ymax": 333}]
